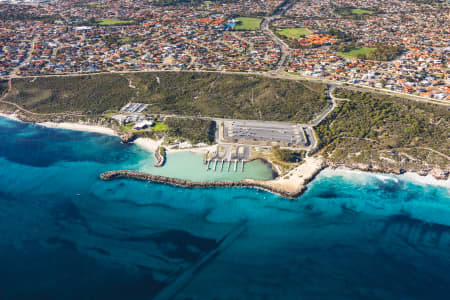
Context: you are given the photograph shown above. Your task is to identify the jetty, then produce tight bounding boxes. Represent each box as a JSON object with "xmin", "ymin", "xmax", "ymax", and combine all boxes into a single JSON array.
[{"xmin": 203, "ymin": 151, "xmax": 209, "ymax": 164}]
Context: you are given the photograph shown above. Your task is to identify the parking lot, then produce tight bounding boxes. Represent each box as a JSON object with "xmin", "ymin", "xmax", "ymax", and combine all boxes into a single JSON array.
[
  {"xmin": 120, "ymin": 103, "xmax": 149, "ymax": 113},
  {"xmin": 223, "ymin": 120, "xmax": 308, "ymax": 145}
]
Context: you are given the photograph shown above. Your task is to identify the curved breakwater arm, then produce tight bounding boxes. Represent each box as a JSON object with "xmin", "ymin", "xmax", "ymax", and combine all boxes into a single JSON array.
[{"xmin": 99, "ymin": 170, "xmax": 316, "ymax": 199}]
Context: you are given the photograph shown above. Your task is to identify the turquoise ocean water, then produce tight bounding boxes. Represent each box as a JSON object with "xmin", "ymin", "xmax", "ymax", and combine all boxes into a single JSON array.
[{"xmin": 0, "ymin": 116, "xmax": 449, "ymax": 300}]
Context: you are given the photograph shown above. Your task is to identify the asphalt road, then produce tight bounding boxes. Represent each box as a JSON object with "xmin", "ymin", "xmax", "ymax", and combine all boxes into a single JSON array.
[{"xmin": 261, "ymin": 0, "xmax": 293, "ymax": 73}]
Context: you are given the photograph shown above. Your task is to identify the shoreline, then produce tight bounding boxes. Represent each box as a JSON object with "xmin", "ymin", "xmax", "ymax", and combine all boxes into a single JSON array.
[
  {"xmin": 0, "ymin": 112, "xmax": 21, "ymax": 122},
  {"xmin": 0, "ymin": 114, "xmax": 448, "ymax": 197},
  {"xmin": 245, "ymin": 156, "xmax": 326, "ymax": 197},
  {"xmin": 165, "ymin": 145, "xmax": 217, "ymax": 155},
  {"xmin": 100, "ymin": 163, "xmax": 449, "ymax": 200},
  {"xmin": 321, "ymin": 167, "xmax": 450, "ymax": 189},
  {"xmin": 326, "ymin": 161, "xmax": 449, "ymax": 181},
  {"xmin": 133, "ymin": 137, "xmax": 161, "ymax": 153},
  {"xmin": 133, "ymin": 137, "xmax": 216, "ymax": 155},
  {"xmin": 37, "ymin": 121, "xmax": 118, "ymax": 136}
]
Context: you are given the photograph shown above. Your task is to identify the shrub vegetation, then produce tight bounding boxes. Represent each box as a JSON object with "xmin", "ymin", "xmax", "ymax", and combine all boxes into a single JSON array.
[
  {"xmin": 130, "ymin": 72, "xmax": 328, "ymax": 122},
  {"xmin": 0, "ymin": 80, "xmax": 8, "ymax": 96},
  {"xmin": 6, "ymin": 72, "xmax": 328, "ymax": 123},
  {"xmin": 166, "ymin": 117, "xmax": 216, "ymax": 144},
  {"xmin": 315, "ymin": 89, "xmax": 449, "ymax": 170},
  {"xmin": 235, "ymin": 17, "xmax": 262, "ymax": 30},
  {"xmin": 7, "ymin": 75, "xmax": 134, "ymax": 114},
  {"xmin": 273, "ymin": 146, "xmax": 305, "ymax": 163}
]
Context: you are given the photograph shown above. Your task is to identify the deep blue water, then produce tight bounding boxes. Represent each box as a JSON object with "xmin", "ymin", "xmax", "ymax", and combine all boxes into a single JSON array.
[{"xmin": 0, "ymin": 117, "xmax": 449, "ymax": 300}]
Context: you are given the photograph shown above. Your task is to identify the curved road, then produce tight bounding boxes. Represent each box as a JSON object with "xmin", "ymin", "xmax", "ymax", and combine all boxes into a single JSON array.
[
  {"xmin": 261, "ymin": 0, "xmax": 293, "ymax": 73},
  {"xmin": 310, "ymin": 86, "xmax": 338, "ymax": 127}
]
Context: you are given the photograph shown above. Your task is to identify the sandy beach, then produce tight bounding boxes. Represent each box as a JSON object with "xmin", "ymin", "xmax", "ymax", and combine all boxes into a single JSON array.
[
  {"xmin": 134, "ymin": 137, "xmax": 216, "ymax": 155},
  {"xmin": 133, "ymin": 137, "xmax": 162, "ymax": 153},
  {"xmin": 29, "ymin": 118, "xmax": 216, "ymax": 156},
  {"xmin": 7, "ymin": 113, "xmax": 447, "ymax": 193},
  {"xmin": 0, "ymin": 112, "xmax": 20, "ymax": 122},
  {"xmin": 166, "ymin": 144, "xmax": 217, "ymax": 154},
  {"xmin": 245, "ymin": 156, "xmax": 326, "ymax": 195},
  {"xmin": 38, "ymin": 122, "xmax": 118, "ymax": 136}
]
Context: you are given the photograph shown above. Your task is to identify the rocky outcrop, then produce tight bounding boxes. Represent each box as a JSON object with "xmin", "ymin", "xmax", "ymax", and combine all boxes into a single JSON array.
[
  {"xmin": 430, "ymin": 168, "xmax": 450, "ymax": 180},
  {"xmin": 100, "ymin": 170, "xmax": 303, "ymax": 199},
  {"xmin": 154, "ymin": 146, "xmax": 166, "ymax": 167},
  {"xmin": 327, "ymin": 161, "xmax": 449, "ymax": 180},
  {"xmin": 120, "ymin": 133, "xmax": 137, "ymax": 143}
]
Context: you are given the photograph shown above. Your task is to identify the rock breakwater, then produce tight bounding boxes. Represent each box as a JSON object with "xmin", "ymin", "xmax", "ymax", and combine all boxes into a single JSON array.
[
  {"xmin": 153, "ymin": 146, "xmax": 166, "ymax": 167},
  {"xmin": 100, "ymin": 170, "xmax": 304, "ymax": 199}
]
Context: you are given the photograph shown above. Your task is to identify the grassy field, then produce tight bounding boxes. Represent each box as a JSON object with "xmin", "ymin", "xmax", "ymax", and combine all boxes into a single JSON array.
[
  {"xmin": 119, "ymin": 37, "xmax": 134, "ymax": 43},
  {"xmin": 97, "ymin": 19, "xmax": 134, "ymax": 26},
  {"xmin": 6, "ymin": 72, "xmax": 328, "ymax": 123},
  {"xmin": 351, "ymin": 8, "xmax": 375, "ymax": 15},
  {"xmin": 235, "ymin": 17, "xmax": 262, "ymax": 30},
  {"xmin": 203, "ymin": 1, "xmax": 213, "ymax": 5},
  {"xmin": 336, "ymin": 8, "xmax": 375, "ymax": 16},
  {"xmin": 86, "ymin": 3, "xmax": 108, "ymax": 8},
  {"xmin": 337, "ymin": 47, "xmax": 375, "ymax": 58},
  {"xmin": 118, "ymin": 36, "xmax": 143, "ymax": 45},
  {"xmin": 119, "ymin": 123, "xmax": 135, "ymax": 134},
  {"xmin": 277, "ymin": 27, "xmax": 311, "ymax": 38},
  {"xmin": 152, "ymin": 122, "xmax": 168, "ymax": 132}
]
